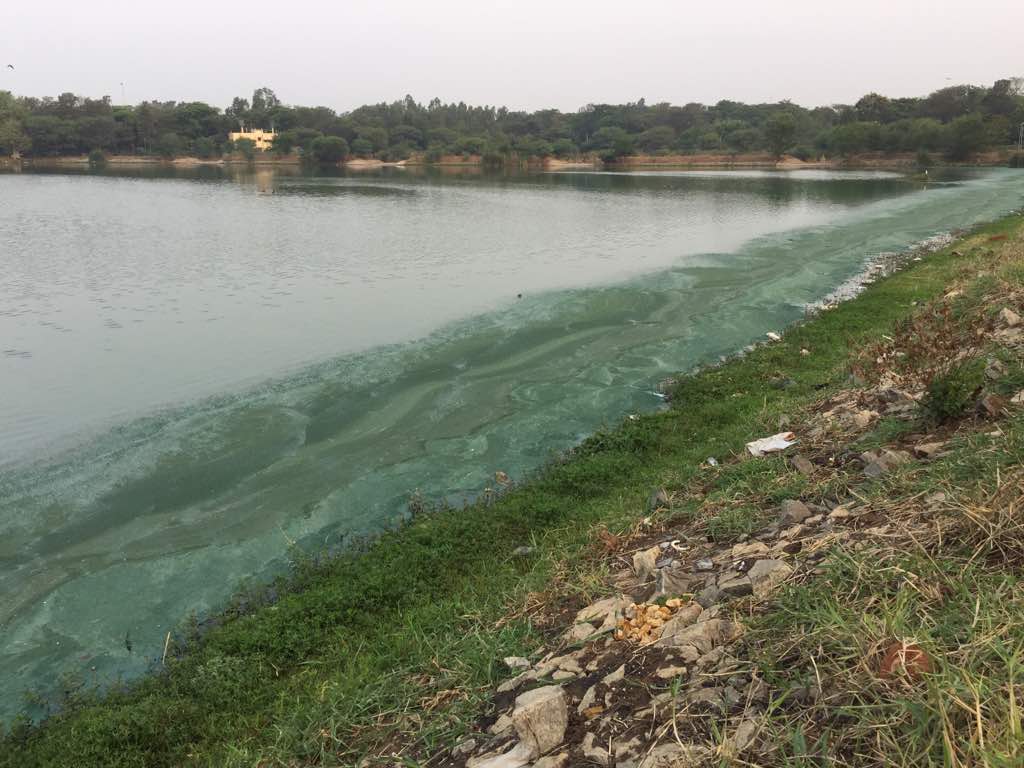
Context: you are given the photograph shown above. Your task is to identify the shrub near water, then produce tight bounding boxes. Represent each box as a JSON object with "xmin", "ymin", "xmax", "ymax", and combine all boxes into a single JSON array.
[{"xmin": 920, "ymin": 359, "xmax": 985, "ymax": 423}]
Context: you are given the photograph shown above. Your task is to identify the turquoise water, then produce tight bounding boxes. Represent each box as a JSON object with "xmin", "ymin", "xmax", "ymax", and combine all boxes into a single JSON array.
[{"xmin": 1, "ymin": 166, "xmax": 1022, "ymax": 717}]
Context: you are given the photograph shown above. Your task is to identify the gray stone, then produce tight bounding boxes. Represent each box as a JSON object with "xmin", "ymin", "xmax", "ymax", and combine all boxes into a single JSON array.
[
  {"xmin": 532, "ymin": 754, "xmax": 569, "ymax": 768},
  {"xmin": 511, "ymin": 686, "xmax": 567, "ymax": 755},
  {"xmin": 633, "ymin": 546, "xmax": 661, "ymax": 582},
  {"xmin": 648, "ymin": 487, "xmax": 670, "ymax": 512},
  {"xmin": 694, "ymin": 557, "xmax": 715, "ymax": 572},
  {"xmin": 718, "ymin": 573, "xmax": 753, "ymax": 598},
  {"xmin": 656, "ymin": 617, "xmax": 740, "ymax": 653},
  {"xmin": 790, "ymin": 455, "xmax": 815, "ymax": 476},
  {"xmin": 637, "ymin": 742, "xmax": 709, "ymax": 768},
  {"xmin": 503, "ymin": 656, "xmax": 530, "ymax": 670},
  {"xmin": 721, "ymin": 718, "xmax": 759, "ymax": 758},
  {"xmin": 602, "ymin": 664, "xmax": 626, "ymax": 685},
  {"xmin": 452, "ymin": 737, "xmax": 478, "ymax": 758},
  {"xmin": 655, "ymin": 664, "xmax": 688, "ymax": 679},
  {"xmin": 653, "ymin": 602, "xmax": 703, "ymax": 645},
  {"xmin": 861, "ymin": 449, "xmax": 912, "ymax": 478},
  {"xmin": 779, "ymin": 499, "xmax": 812, "ymax": 525},
  {"xmin": 656, "ymin": 566, "xmax": 696, "ymax": 597},
  {"xmin": 467, "ymin": 741, "xmax": 534, "ymax": 768},
  {"xmin": 582, "ymin": 733, "xmax": 611, "ymax": 766},
  {"xmin": 747, "ymin": 559, "xmax": 793, "ymax": 598},
  {"xmin": 696, "ymin": 584, "xmax": 722, "ymax": 607},
  {"xmin": 1000, "ymin": 307, "xmax": 1021, "ymax": 327}
]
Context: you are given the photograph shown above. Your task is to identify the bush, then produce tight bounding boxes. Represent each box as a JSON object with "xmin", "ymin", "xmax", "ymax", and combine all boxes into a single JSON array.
[
  {"xmin": 916, "ymin": 149, "xmax": 932, "ymax": 168},
  {"xmin": 310, "ymin": 136, "xmax": 349, "ymax": 164},
  {"xmin": 87, "ymin": 148, "xmax": 106, "ymax": 166},
  {"xmin": 1009, "ymin": 153, "xmax": 1024, "ymax": 168},
  {"xmin": 920, "ymin": 360, "xmax": 984, "ymax": 423}
]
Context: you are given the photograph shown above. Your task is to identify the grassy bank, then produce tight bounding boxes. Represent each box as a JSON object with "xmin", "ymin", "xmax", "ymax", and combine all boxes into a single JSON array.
[{"xmin": 2, "ymin": 212, "xmax": 1023, "ymax": 767}]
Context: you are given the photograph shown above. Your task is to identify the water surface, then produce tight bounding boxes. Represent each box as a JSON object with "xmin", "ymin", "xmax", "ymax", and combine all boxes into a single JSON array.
[{"xmin": 2, "ymin": 165, "xmax": 1022, "ymax": 717}]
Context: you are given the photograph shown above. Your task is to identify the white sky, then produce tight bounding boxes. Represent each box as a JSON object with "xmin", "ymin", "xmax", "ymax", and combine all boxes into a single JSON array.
[{"xmin": 3, "ymin": 0, "xmax": 1021, "ymax": 112}]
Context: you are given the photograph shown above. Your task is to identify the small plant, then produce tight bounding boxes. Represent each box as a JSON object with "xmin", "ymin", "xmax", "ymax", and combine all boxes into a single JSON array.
[
  {"xmin": 915, "ymin": 149, "xmax": 931, "ymax": 169},
  {"xmin": 920, "ymin": 359, "xmax": 984, "ymax": 423}
]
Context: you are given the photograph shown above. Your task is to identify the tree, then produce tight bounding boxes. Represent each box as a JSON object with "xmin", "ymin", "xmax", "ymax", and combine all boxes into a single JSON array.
[
  {"xmin": 231, "ymin": 138, "xmax": 254, "ymax": 160},
  {"xmin": 946, "ymin": 113, "xmax": 988, "ymax": 160},
  {"xmin": 310, "ymin": 135, "xmax": 349, "ymax": 164},
  {"xmin": 194, "ymin": 137, "xmax": 218, "ymax": 159},
  {"xmin": 765, "ymin": 112, "xmax": 796, "ymax": 156},
  {"xmin": 155, "ymin": 132, "xmax": 183, "ymax": 158},
  {"xmin": 350, "ymin": 137, "xmax": 374, "ymax": 157},
  {"xmin": 0, "ymin": 118, "xmax": 30, "ymax": 155}
]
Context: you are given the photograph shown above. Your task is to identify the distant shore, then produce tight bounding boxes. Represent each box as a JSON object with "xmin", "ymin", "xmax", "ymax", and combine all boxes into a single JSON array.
[{"xmin": 1, "ymin": 148, "xmax": 1014, "ymax": 173}]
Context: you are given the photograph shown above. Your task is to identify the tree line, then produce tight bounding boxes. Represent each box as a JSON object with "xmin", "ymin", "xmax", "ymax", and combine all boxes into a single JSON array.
[{"xmin": 1, "ymin": 80, "xmax": 1021, "ymax": 164}]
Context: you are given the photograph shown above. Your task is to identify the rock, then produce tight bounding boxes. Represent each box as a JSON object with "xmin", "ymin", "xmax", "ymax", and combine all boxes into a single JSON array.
[
  {"xmin": 746, "ymin": 559, "xmax": 793, "ymax": 598},
  {"xmin": 721, "ymin": 718, "xmax": 759, "ymax": 758},
  {"xmin": 800, "ymin": 348, "xmax": 811, "ymax": 356},
  {"xmin": 497, "ymin": 670, "xmax": 537, "ymax": 693},
  {"xmin": 582, "ymin": 733, "xmax": 611, "ymax": 767},
  {"xmin": 980, "ymin": 393, "xmax": 1007, "ymax": 418},
  {"xmin": 565, "ymin": 595, "xmax": 629, "ymax": 642},
  {"xmin": 511, "ymin": 685, "xmax": 567, "ymax": 755},
  {"xmin": 1012, "ymin": 390, "xmax": 1024, "ymax": 404},
  {"xmin": 648, "ymin": 487, "xmax": 670, "ymax": 512},
  {"xmin": 862, "ymin": 449, "xmax": 912, "ymax": 478},
  {"xmin": 452, "ymin": 737, "xmax": 478, "ymax": 758},
  {"xmin": 489, "ymin": 712, "xmax": 514, "ymax": 734},
  {"xmin": 612, "ymin": 736, "xmax": 644, "ymax": 765},
  {"xmin": 657, "ymin": 567, "xmax": 697, "ymax": 597},
  {"xmin": 985, "ymin": 358, "xmax": 1008, "ymax": 381},
  {"xmin": 633, "ymin": 546, "xmax": 662, "ymax": 582},
  {"xmin": 467, "ymin": 741, "xmax": 535, "ymax": 768},
  {"xmin": 718, "ymin": 573, "xmax": 753, "ymax": 598},
  {"xmin": 828, "ymin": 506, "xmax": 852, "ymax": 521},
  {"xmin": 657, "ymin": 617, "xmax": 740, "ymax": 653},
  {"xmin": 684, "ymin": 686, "xmax": 727, "ymax": 711},
  {"xmin": 851, "ymin": 410, "xmax": 878, "ymax": 429},
  {"xmin": 551, "ymin": 669, "xmax": 574, "ymax": 681},
  {"xmin": 695, "ymin": 557, "xmax": 715, "ymax": 572},
  {"xmin": 637, "ymin": 742, "xmax": 709, "ymax": 768},
  {"xmin": 779, "ymin": 499, "xmax": 812, "ymax": 525},
  {"xmin": 504, "ymin": 656, "xmax": 530, "ymax": 670},
  {"xmin": 602, "ymin": 664, "xmax": 626, "ymax": 685},
  {"xmin": 766, "ymin": 331, "xmax": 782, "ymax": 342},
  {"xmin": 576, "ymin": 684, "xmax": 597, "ymax": 715},
  {"xmin": 999, "ymin": 307, "xmax": 1021, "ymax": 327},
  {"xmin": 730, "ymin": 541, "xmax": 769, "ymax": 559},
  {"xmin": 532, "ymin": 754, "xmax": 568, "ymax": 768},
  {"xmin": 913, "ymin": 441, "xmax": 946, "ymax": 459},
  {"xmin": 653, "ymin": 602, "xmax": 703, "ymax": 644},
  {"xmin": 696, "ymin": 584, "xmax": 722, "ymax": 607},
  {"xmin": 790, "ymin": 454, "xmax": 815, "ymax": 476},
  {"xmin": 655, "ymin": 664, "xmax": 688, "ymax": 679}
]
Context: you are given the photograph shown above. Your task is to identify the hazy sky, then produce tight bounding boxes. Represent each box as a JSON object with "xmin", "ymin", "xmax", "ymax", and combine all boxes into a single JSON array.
[{"xmin": 3, "ymin": 0, "xmax": 1021, "ymax": 112}]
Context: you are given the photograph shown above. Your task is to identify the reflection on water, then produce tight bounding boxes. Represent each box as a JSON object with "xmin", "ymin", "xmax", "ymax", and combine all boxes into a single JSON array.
[{"xmin": 1, "ymin": 164, "xmax": 1022, "ymax": 719}]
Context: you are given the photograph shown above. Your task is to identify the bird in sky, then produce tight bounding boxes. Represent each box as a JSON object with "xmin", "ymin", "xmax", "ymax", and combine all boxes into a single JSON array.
[{"xmin": 5, "ymin": 64, "xmax": 13, "ymax": 70}]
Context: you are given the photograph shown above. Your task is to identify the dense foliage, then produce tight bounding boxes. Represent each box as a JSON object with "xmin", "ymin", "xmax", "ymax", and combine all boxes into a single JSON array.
[{"xmin": 1, "ymin": 80, "xmax": 1022, "ymax": 163}]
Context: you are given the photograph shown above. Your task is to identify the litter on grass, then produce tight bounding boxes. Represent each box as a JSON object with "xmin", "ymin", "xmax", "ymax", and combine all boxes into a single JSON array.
[{"xmin": 745, "ymin": 431, "xmax": 798, "ymax": 457}]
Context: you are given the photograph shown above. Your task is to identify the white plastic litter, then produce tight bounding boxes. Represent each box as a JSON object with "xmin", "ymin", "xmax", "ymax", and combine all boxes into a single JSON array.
[
  {"xmin": 707, "ymin": 457, "xmax": 719, "ymax": 466},
  {"xmin": 766, "ymin": 331, "xmax": 782, "ymax": 342},
  {"xmin": 745, "ymin": 431, "xmax": 797, "ymax": 457}
]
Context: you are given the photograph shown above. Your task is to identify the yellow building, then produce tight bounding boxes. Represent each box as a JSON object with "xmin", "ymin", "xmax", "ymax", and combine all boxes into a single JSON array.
[{"xmin": 228, "ymin": 128, "xmax": 277, "ymax": 152}]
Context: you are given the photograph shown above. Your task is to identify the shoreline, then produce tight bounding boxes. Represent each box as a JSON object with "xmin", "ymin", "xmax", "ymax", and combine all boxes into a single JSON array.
[
  {"xmin": 2, "ymin": 148, "xmax": 1014, "ymax": 173},
  {"xmin": 4, "ymin": 204, "xmax": 1021, "ymax": 763}
]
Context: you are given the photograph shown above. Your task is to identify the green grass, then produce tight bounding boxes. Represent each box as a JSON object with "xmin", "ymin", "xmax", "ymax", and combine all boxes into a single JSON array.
[
  {"xmin": 746, "ymin": 417, "xmax": 1024, "ymax": 766},
  {"xmin": 3, "ymin": 214, "xmax": 1022, "ymax": 768}
]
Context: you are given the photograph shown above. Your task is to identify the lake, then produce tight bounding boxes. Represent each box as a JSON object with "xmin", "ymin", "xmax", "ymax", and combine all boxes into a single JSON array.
[{"xmin": 2, "ymin": 164, "xmax": 1023, "ymax": 717}]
